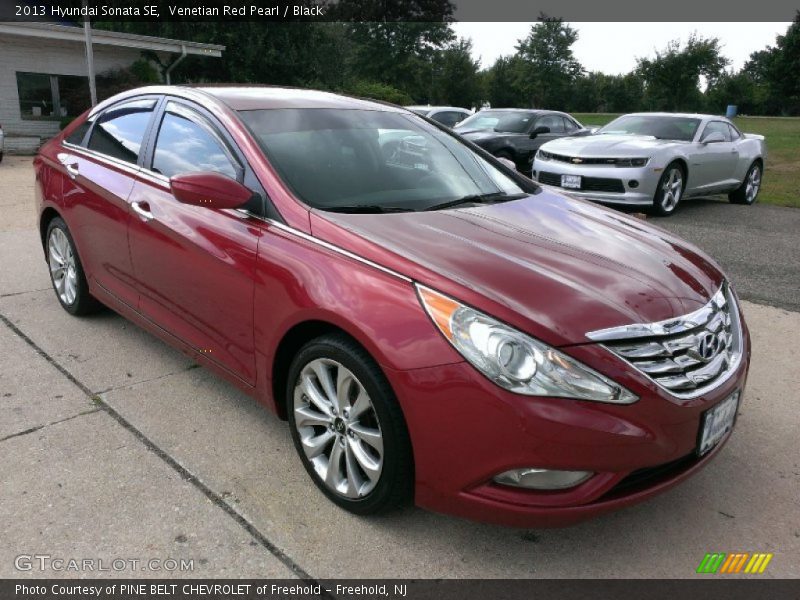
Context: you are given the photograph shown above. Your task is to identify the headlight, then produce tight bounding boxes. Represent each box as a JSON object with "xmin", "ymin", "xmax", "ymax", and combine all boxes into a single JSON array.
[
  {"xmin": 417, "ymin": 285, "xmax": 638, "ymax": 404},
  {"xmin": 615, "ymin": 157, "xmax": 650, "ymax": 167},
  {"xmin": 536, "ymin": 149, "xmax": 552, "ymax": 161}
]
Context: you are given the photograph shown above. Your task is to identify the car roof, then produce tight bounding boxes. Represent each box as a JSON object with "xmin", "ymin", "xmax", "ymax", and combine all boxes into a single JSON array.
[
  {"xmin": 193, "ymin": 85, "xmax": 406, "ymax": 112},
  {"xmin": 623, "ymin": 112, "xmax": 724, "ymax": 121},
  {"xmin": 475, "ymin": 108, "xmax": 542, "ymax": 113},
  {"xmin": 406, "ymin": 105, "xmax": 470, "ymax": 112},
  {"xmin": 86, "ymin": 85, "xmax": 409, "ymax": 119}
]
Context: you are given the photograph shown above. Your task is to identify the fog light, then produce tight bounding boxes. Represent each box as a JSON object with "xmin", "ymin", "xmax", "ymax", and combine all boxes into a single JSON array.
[
  {"xmin": 493, "ymin": 468, "xmax": 593, "ymax": 490},
  {"xmin": 629, "ymin": 180, "xmax": 639, "ymax": 188}
]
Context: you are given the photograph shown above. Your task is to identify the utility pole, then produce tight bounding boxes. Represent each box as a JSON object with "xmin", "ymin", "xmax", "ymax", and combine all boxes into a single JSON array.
[{"xmin": 83, "ymin": 0, "xmax": 97, "ymax": 106}]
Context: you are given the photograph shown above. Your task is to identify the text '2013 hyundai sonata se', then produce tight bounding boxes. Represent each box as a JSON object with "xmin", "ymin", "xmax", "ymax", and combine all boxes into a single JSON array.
[{"xmin": 35, "ymin": 86, "xmax": 750, "ymax": 527}]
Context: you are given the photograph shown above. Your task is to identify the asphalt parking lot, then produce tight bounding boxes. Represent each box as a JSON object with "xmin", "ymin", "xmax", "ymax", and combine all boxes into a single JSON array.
[{"xmin": 1, "ymin": 156, "xmax": 798, "ymax": 579}]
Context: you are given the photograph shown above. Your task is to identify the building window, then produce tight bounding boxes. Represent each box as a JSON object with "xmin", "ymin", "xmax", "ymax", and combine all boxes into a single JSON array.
[{"xmin": 16, "ymin": 72, "xmax": 91, "ymax": 121}]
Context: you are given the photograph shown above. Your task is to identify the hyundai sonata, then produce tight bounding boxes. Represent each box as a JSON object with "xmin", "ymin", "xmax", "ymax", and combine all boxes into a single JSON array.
[{"xmin": 35, "ymin": 87, "xmax": 749, "ymax": 527}]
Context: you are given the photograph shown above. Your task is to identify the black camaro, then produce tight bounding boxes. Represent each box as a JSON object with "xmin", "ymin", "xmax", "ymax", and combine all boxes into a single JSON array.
[{"xmin": 454, "ymin": 109, "xmax": 591, "ymax": 176}]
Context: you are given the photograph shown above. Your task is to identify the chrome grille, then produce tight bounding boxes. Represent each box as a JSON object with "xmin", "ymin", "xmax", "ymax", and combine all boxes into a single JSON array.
[{"xmin": 586, "ymin": 284, "xmax": 743, "ymax": 399}]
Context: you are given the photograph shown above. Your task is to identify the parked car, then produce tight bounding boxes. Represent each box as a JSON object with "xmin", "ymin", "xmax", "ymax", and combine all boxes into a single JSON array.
[
  {"xmin": 0, "ymin": 123, "xmax": 4, "ymax": 163},
  {"xmin": 405, "ymin": 105, "xmax": 472, "ymax": 128},
  {"xmin": 36, "ymin": 87, "xmax": 749, "ymax": 527},
  {"xmin": 454, "ymin": 109, "xmax": 592, "ymax": 175},
  {"xmin": 533, "ymin": 112, "xmax": 767, "ymax": 216}
]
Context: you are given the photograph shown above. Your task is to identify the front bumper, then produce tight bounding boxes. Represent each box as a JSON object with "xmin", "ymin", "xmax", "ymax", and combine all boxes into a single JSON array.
[
  {"xmin": 387, "ymin": 326, "xmax": 750, "ymax": 528},
  {"xmin": 532, "ymin": 159, "xmax": 660, "ymax": 206}
]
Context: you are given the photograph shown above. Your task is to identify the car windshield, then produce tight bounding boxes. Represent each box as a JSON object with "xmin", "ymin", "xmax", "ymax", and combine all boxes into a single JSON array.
[
  {"xmin": 597, "ymin": 115, "xmax": 701, "ymax": 141},
  {"xmin": 239, "ymin": 108, "xmax": 527, "ymax": 213},
  {"xmin": 456, "ymin": 110, "xmax": 536, "ymax": 134}
]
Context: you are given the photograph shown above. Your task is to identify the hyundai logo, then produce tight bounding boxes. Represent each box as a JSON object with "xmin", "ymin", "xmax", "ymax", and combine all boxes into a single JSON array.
[{"xmin": 694, "ymin": 332, "xmax": 722, "ymax": 362}]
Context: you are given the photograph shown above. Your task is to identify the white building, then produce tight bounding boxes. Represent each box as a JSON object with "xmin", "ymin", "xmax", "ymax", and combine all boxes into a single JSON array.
[{"xmin": 0, "ymin": 23, "xmax": 224, "ymax": 153}]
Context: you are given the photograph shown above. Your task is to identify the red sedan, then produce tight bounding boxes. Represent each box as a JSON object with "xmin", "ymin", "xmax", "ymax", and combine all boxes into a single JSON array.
[{"xmin": 34, "ymin": 86, "xmax": 750, "ymax": 527}]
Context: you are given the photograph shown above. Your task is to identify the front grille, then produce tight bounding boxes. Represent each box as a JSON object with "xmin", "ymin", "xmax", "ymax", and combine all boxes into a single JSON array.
[
  {"xmin": 538, "ymin": 171, "xmax": 625, "ymax": 193},
  {"xmin": 587, "ymin": 284, "xmax": 743, "ymax": 399},
  {"xmin": 548, "ymin": 153, "xmax": 617, "ymax": 166},
  {"xmin": 602, "ymin": 454, "xmax": 698, "ymax": 498}
]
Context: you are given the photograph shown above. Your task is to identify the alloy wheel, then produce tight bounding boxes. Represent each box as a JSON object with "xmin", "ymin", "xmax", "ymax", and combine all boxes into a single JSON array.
[
  {"xmin": 293, "ymin": 358, "xmax": 384, "ymax": 498},
  {"xmin": 745, "ymin": 165, "xmax": 761, "ymax": 203},
  {"xmin": 48, "ymin": 228, "xmax": 78, "ymax": 305},
  {"xmin": 660, "ymin": 168, "xmax": 683, "ymax": 212}
]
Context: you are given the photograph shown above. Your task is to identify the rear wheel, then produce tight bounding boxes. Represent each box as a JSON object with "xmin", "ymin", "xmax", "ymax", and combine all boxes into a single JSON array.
[
  {"xmin": 287, "ymin": 333, "xmax": 413, "ymax": 515},
  {"xmin": 46, "ymin": 217, "xmax": 102, "ymax": 316},
  {"xmin": 652, "ymin": 162, "xmax": 685, "ymax": 216},
  {"xmin": 729, "ymin": 161, "xmax": 762, "ymax": 205}
]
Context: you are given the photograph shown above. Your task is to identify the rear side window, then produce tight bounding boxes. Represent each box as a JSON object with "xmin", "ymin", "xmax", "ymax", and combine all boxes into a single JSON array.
[
  {"xmin": 727, "ymin": 123, "xmax": 741, "ymax": 140},
  {"xmin": 152, "ymin": 103, "xmax": 237, "ymax": 179},
  {"xmin": 65, "ymin": 120, "xmax": 92, "ymax": 146},
  {"xmin": 87, "ymin": 99, "xmax": 155, "ymax": 164}
]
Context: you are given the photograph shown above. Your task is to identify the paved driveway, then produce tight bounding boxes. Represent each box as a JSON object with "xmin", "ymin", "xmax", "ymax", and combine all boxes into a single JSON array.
[{"xmin": 1, "ymin": 157, "xmax": 798, "ymax": 579}]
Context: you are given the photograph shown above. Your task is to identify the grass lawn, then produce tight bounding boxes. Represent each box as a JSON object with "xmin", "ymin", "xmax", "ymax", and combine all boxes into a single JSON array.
[{"xmin": 572, "ymin": 113, "xmax": 800, "ymax": 208}]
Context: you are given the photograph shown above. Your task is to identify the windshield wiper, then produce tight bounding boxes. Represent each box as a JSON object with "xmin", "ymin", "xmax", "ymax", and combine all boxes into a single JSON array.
[
  {"xmin": 320, "ymin": 205, "xmax": 415, "ymax": 214},
  {"xmin": 423, "ymin": 192, "xmax": 526, "ymax": 212}
]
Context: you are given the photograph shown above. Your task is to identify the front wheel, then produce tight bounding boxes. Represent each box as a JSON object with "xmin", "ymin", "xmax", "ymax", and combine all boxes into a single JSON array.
[
  {"xmin": 287, "ymin": 333, "xmax": 413, "ymax": 515},
  {"xmin": 729, "ymin": 162, "xmax": 762, "ymax": 205},
  {"xmin": 652, "ymin": 163, "xmax": 685, "ymax": 216}
]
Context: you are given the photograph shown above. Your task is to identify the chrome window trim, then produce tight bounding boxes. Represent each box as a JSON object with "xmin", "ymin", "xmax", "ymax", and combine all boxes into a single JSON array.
[
  {"xmin": 61, "ymin": 140, "xmax": 143, "ymax": 178},
  {"xmin": 238, "ymin": 210, "xmax": 413, "ymax": 283},
  {"xmin": 587, "ymin": 284, "xmax": 744, "ymax": 400}
]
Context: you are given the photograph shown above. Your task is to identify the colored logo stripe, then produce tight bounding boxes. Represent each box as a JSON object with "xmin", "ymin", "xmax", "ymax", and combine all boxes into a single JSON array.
[
  {"xmin": 697, "ymin": 552, "xmax": 773, "ymax": 574},
  {"xmin": 697, "ymin": 553, "xmax": 726, "ymax": 573}
]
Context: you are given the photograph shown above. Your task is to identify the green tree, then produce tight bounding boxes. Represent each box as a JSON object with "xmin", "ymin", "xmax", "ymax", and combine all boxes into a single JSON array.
[
  {"xmin": 513, "ymin": 17, "xmax": 583, "ymax": 109},
  {"xmin": 743, "ymin": 15, "xmax": 800, "ymax": 115},
  {"xmin": 636, "ymin": 34, "xmax": 730, "ymax": 112},
  {"xmin": 483, "ymin": 55, "xmax": 526, "ymax": 108},
  {"xmin": 430, "ymin": 38, "xmax": 483, "ymax": 108}
]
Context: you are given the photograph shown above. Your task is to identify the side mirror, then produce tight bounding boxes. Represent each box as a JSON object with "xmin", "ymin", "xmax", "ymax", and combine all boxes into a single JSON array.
[
  {"xmin": 701, "ymin": 131, "xmax": 726, "ymax": 144},
  {"xmin": 170, "ymin": 172, "xmax": 254, "ymax": 210},
  {"xmin": 529, "ymin": 126, "xmax": 550, "ymax": 139},
  {"xmin": 496, "ymin": 157, "xmax": 517, "ymax": 171}
]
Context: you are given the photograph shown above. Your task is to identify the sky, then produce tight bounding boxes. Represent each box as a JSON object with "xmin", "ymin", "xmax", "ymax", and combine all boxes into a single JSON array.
[{"xmin": 451, "ymin": 23, "xmax": 791, "ymax": 73}]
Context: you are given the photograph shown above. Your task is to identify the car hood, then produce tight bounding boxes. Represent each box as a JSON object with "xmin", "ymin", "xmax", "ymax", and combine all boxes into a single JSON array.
[
  {"xmin": 455, "ymin": 129, "xmax": 504, "ymax": 141},
  {"xmin": 542, "ymin": 134, "xmax": 683, "ymax": 157},
  {"xmin": 312, "ymin": 190, "xmax": 724, "ymax": 346}
]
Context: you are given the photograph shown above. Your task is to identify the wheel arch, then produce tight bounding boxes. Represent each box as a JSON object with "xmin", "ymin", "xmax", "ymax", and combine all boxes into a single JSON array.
[
  {"xmin": 669, "ymin": 156, "xmax": 689, "ymax": 181},
  {"xmin": 271, "ymin": 319, "xmax": 375, "ymax": 421},
  {"xmin": 39, "ymin": 206, "xmax": 62, "ymax": 255}
]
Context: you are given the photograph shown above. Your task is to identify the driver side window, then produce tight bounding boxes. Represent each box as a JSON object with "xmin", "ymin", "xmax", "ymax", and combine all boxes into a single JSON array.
[
  {"xmin": 701, "ymin": 121, "xmax": 732, "ymax": 142},
  {"xmin": 152, "ymin": 103, "xmax": 238, "ymax": 180},
  {"xmin": 535, "ymin": 114, "xmax": 564, "ymax": 133}
]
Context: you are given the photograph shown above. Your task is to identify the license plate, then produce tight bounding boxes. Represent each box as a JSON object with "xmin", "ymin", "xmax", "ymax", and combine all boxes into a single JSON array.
[
  {"xmin": 561, "ymin": 174, "xmax": 582, "ymax": 189},
  {"xmin": 698, "ymin": 390, "xmax": 740, "ymax": 456}
]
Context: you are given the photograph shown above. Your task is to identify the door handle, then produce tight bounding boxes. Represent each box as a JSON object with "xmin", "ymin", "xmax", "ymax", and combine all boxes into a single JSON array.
[
  {"xmin": 132, "ymin": 201, "xmax": 154, "ymax": 222},
  {"xmin": 57, "ymin": 153, "xmax": 79, "ymax": 179}
]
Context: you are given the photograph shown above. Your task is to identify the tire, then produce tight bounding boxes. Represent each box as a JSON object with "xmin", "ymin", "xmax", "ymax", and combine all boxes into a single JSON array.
[
  {"xmin": 45, "ymin": 217, "xmax": 102, "ymax": 316},
  {"xmin": 0, "ymin": 151, "xmax": 4, "ymax": 163},
  {"xmin": 286, "ymin": 333, "xmax": 413, "ymax": 515},
  {"xmin": 729, "ymin": 161, "xmax": 762, "ymax": 205},
  {"xmin": 652, "ymin": 162, "xmax": 685, "ymax": 217}
]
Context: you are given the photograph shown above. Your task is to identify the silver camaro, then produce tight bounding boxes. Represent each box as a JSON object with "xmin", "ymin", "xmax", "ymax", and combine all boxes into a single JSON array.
[{"xmin": 532, "ymin": 113, "xmax": 767, "ymax": 216}]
